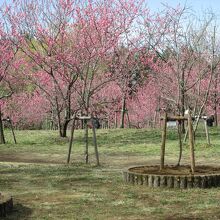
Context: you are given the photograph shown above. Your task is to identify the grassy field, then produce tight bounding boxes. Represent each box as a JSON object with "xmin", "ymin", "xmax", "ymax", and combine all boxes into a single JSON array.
[{"xmin": 1, "ymin": 127, "xmax": 220, "ymax": 219}]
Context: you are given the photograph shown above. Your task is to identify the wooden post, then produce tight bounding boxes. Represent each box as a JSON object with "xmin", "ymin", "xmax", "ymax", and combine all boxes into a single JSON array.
[
  {"xmin": 160, "ymin": 112, "xmax": 167, "ymax": 170},
  {"xmin": 67, "ymin": 116, "xmax": 76, "ymax": 164},
  {"xmin": 188, "ymin": 112, "xmax": 195, "ymax": 174},
  {"xmin": 92, "ymin": 118, "xmax": 100, "ymax": 166},
  {"xmin": 176, "ymin": 121, "xmax": 182, "ymax": 166},
  {"xmin": 84, "ymin": 119, "xmax": 89, "ymax": 164},
  {"xmin": 204, "ymin": 119, "xmax": 211, "ymax": 145}
]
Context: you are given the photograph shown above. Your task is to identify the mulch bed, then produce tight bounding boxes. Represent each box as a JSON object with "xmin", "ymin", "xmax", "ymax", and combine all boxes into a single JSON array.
[
  {"xmin": 123, "ymin": 165, "xmax": 220, "ymax": 189},
  {"xmin": 129, "ymin": 165, "xmax": 220, "ymax": 175}
]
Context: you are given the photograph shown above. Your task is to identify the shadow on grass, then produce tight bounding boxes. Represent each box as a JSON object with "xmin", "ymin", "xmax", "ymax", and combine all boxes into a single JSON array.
[{"xmin": 4, "ymin": 203, "xmax": 32, "ymax": 220}]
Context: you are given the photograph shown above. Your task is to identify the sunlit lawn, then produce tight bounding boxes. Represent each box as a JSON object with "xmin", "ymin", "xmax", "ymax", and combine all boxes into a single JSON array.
[{"xmin": 1, "ymin": 126, "xmax": 220, "ymax": 219}]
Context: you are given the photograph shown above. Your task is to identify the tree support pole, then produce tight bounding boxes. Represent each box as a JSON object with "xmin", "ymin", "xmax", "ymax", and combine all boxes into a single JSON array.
[
  {"xmin": 176, "ymin": 121, "xmax": 183, "ymax": 166},
  {"xmin": 188, "ymin": 112, "xmax": 195, "ymax": 174},
  {"xmin": 67, "ymin": 115, "xmax": 76, "ymax": 164},
  {"xmin": 160, "ymin": 112, "xmax": 167, "ymax": 170},
  {"xmin": 84, "ymin": 119, "xmax": 89, "ymax": 164},
  {"xmin": 92, "ymin": 118, "xmax": 100, "ymax": 166},
  {"xmin": 183, "ymin": 126, "xmax": 188, "ymax": 142},
  {"xmin": 204, "ymin": 119, "xmax": 210, "ymax": 145}
]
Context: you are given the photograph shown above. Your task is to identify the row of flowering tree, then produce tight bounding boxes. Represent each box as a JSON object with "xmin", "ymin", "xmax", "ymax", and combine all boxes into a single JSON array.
[
  {"xmin": 0, "ymin": 19, "xmax": 21, "ymax": 143},
  {"xmin": 2, "ymin": 0, "xmax": 149, "ymax": 137},
  {"xmin": 0, "ymin": 0, "xmax": 220, "ymax": 138}
]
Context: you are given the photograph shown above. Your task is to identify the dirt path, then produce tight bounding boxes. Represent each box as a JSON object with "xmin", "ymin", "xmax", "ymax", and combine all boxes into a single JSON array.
[
  {"xmin": 0, "ymin": 153, "xmax": 65, "ymax": 164},
  {"xmin": 0, "ymin": 152, "xmax": 217, "ymax": 168}
]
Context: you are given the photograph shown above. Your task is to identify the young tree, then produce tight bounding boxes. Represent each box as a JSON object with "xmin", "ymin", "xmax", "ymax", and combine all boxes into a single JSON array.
[
  {"xmin": 0, "ymin": 25, "xmax": 18, "ymax": 143},
  {"xmin": 144, "ymin": 6, "xmax": 217, "ymax": 133}
]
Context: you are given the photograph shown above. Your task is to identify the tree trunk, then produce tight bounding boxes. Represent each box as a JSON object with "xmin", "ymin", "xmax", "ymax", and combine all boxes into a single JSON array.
[
  {"xmin": 214, "ymin": 104, "xmax": 218, "ymax": 127},
  {"xmin": 153, "ymin": 110, "xmax": 157, "ymax": 128},
  {"xmin": 120, "ymin": 95, "xmax": 126, "ymax": 128},
  {"xmin": 55, "ymin": 97, "xmax": 63, "ymax": 137},
  {"xmin": 0, "ymin": 109, "xmax": 5, "ymax": 144},
  {"xmin": 213, "ymin": 26, "xmax": 218, "ymax": 127},
  {"xmin": 9, "ymin": 119, "xmax": 16, "ymax": 144},
  {"xmin": 61, "ymin": 119, "xmax": 70, "ymax": 138},
  {"xmin": 114, "ymin": 111, "xmax": 118, "ymax": 128},
  {"xmin": 180, "ymin": 87, "xmax": 185, "ymax": 133},
  {"xmin": 214, "ymin": 80, "xmax": 218, "ymax": 126},
  {"xmin": 126, "ymin": 111, "xmax": 131, "ymax": 128}
]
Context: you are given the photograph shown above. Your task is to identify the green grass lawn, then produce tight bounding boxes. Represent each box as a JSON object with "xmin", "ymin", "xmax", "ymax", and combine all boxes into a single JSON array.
[{"xmin": 1, "ymin": 127, "xmax": 220, "ymax": 219}]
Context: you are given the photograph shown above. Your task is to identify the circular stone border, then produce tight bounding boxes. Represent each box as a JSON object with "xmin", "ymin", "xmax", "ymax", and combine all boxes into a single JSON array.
[
  {"xmin": 0, "ymin": 194, "xmax": 13, "ymax": 217},
  {"xmin": 122, "ymin": 165, "xmax": 220, "ymax": 189}
]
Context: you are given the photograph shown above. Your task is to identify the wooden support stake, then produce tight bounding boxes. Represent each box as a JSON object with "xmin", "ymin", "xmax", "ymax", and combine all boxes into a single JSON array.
[
  {"xmin": 183, "ymin": 125, "xmax": 188, "ymax": 142},
  {"xmin": 92, "ymin": 118, "xmax": 100, "ymax": 166},
  {"xmin": 67, "ymin": 115, "xmax": 76, "ymax": 164},
  {"xmin": 204, "ymin": 120, "xmax": 211, "ymax": 145},
  {"xmin": 84, "ymin": 119, "xmax": 89, "ymax": 164},
  {"xmin": 160, "ymin": 112, "xmax": 167, "ymax": 170},
  {"xmin": 176, "ymin": 121, "xmax": 182, "ymax": 166},
  {"xmin": 188, "ymin": 112, "xmax": 195, "ymax": 174}
]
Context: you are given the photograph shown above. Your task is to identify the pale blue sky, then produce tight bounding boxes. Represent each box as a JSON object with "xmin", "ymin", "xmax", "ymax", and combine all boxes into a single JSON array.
[
  {"xmin": 0, "ymin": 0, "xmax": 219, "ymax": 18},
  {"xmin": 0, "ymin": 0, "xmax": 219, "ymax": 14},
  {"xmin": 147, "ymin": 0, "xmax": 220, "ymax": 17}
]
